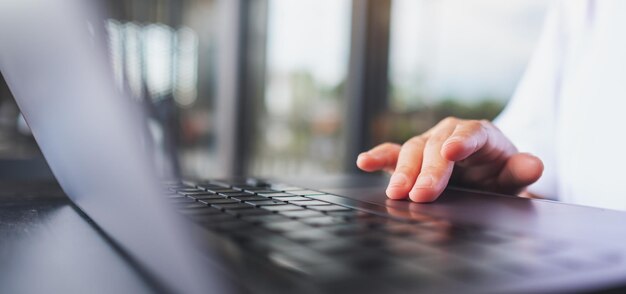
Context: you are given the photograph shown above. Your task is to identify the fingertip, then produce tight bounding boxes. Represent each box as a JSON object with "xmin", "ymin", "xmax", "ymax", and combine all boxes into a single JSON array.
[
  {"xmin": 386, "ymin": 187, "xmax": 408, "ymax": 200},
  {"xmin": 356, "ymin": 153, "xmax": 379, "ymax": 172},
  {"xmin": 528, "ymin": 153, "xmax": 544, "ymax": 169},
  {"xmin": 502, "ymin": 153, "xmax": 544, "ymax": 189},
  {"xmin": 408, "ymin": 188, "xmax": 439, "ymax": 203},
  {"xmin": 386, "ymin": 172, "xmax": 411, "ymax": 199},
  {"xmin": 408, "ymin": 175, "xmax": 444, "ymax": 202},
  {"xmin": 356, "ymin": 153, "xmax": 368, "ymax": 169},
  {"xmin": 522, "ymin": 153, "xmax": 544, "ymax": 182},
  {"xmin": 515, "ymin": 153, "xmax": 544, "ymax": 182}
]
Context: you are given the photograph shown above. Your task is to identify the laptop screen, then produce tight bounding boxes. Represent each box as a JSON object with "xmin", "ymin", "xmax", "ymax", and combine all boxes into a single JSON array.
[{"xmin": 0, "ymin": 1, "xmax": 224, "ymax": 293}]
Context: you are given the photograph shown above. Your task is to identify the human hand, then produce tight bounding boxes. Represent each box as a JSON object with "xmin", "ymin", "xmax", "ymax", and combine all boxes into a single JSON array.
[{"xmin": 356, "ymin": 117, "xmax": 543, "ymax": 202}]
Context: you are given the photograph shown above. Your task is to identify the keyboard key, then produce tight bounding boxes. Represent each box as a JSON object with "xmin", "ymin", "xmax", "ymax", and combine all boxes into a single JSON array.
[
  {"xmin": 230, "ymin": 195, "xmax": 269, "ymax": 202},
  {"xmin": 224, "ymin": 226, "xmax": 272, "ymax": 241},
  {"xmin": 314, "ymin": 233, "xmax": 390, "ymax": 250},
  {"xmin": 163, "ymin": 180, "xmax": 186, "ymax": 186},
  {"xmin": 322, "ymin": 223, "xmax": 376, "ymax": 236},
  {"xmin": 326, "ymin": 210, "xmax": 370, "ymax": 218},
  {"xmin": 191, "ymin": 194, "xmax": 226, "ymax": 201},
  {"xmin": 439, "ymin": 264, "xmax": 511, "ymax": 285},
  {"xmin": 271, "ymin": 185, "xmax": 305, "ymax": 191},
  {"xmin": 177, "ymin": 203, "xmax": 208, "ymax": 210},
  {"xmin": 381, "ymin": 222, "xmax": 431, "ymax": 237},
  {"xmin": 284, "ymin": 229, "xmax": 336, "ymax": 243},
  {"xmin": 246, "ymin": 200, "xmax": 287, "ymax": 206},
  {"xmin": 309, "ymin": 243, "xmax": 368, "ymax": 257},
  {"xmin": 279, "ymin": 210, "xmax": 325, "ymax": 219},
  {"xmin": 175, "ymin": 188, "xmax": 204, "ymax": 193},
  {"xmin": 268, "ymin": 248, "xmax": 335, "ymax": 270},
  {"xmin": 246, "ymin": 189, "xmax": 278, "ymax": 194},
  {"xmin": 198, "ymin": 198, "xmax": 239, "ymax": 205},
  {"xmin": 261, "ymin": 205, "xmax": 304, "ymax": 212},
  {"xmin": 243, "ymin": 234, "xmax": 305, "ymax": 252},
  {"xmin": 181, "ymin": 207, "xmax": 222, "ymax": 216},
  {"xmin": 288, "ymin": 190, "xmax": 326, "ymax": 196},
  {"xmin": 358, "ymin": 217, "xmax": 390, "ymax": 228},
  {"xmin": 273, "ymin": 196, "xmax": 312, "ymax": 202},
  {"xmin": 345, "ymin": 235, "xmax": 390, "ymax": 248},
  {"xmin": 385, "ymin": 239, "xmax": 439, "ymax": 258},
  {"xmin": 242, "ymin": 214, "xmax": 291, "ymax": 223},
  {"xmin": 206, "ymin": 188, "xmax": 240, "ymax": 194},
  {"xmin": 197, "ymin": 181, "xmax": 231, "ymax": 188},
  {"xmin": 165, "ymin": 193, "xmax": 184, "ymax": 198},
  {"xmin": 233, "ymin": 185, "xmax": 272, "ymax": 191},
  {"xmin": 218, "ymin": 191, "xmax": 254, "ymax": 197},
  {"xmin": 293, "ymin": 200, "xmax": 331, "ymax": 206},
  {"xmin": 245, "ymin": 178, "xmax": 272, "ymax": 187},
  {"xmin": 212, "ymin": 203, "xmax": 256, "ymax": 210},
  {"xmin": 195, "ymin": 213, "xmax": 238, "ymax": 223},
  {"xmin": 299, "ymin": 216, "xmax": 348, "ymax": 227},
  {"xmin": 309, "ymin": 205, "xmax": 352, "ymax": 212},
  {"xmin": 203, "ymin": 220, "xmax": 254, "ymax": 231},
  {"xmin": 335, "ymin": 251, "xmax": 396, "ymax": 270},
  {"xmin": 259, "ymin": 193, "xmax": 295, "ymax": 198},
  {"xmin": 195, "ymin": 183, "xmax": 226, "ymax": 189},
  {"xmin": 226, "ymin": 208, "xmax": 274, "ymax": 217},
  {"xmin": 169, "ymin": 198, "xmax": 196, "ymax": 204},
  {"xmin": 179, "ymin": 191, "xmax": 216, "ymax": 197},
  {"xmin": 263, "ymin": 221, "xmax": 313, "ymax": 232},
  {"xmin": 492, "ymin": 260, "xmax": 556, "ymax": 278}
]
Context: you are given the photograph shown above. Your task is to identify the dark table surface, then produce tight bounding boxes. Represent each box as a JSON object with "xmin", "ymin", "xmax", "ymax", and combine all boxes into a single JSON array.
[{"xmin": 0, "ymin": 181, "xmax": 153, "ymax": 294}]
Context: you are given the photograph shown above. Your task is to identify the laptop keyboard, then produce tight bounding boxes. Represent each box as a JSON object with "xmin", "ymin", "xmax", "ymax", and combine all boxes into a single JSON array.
[{"xmin": 165, "ymin": 179, "xmax": 621, "ymax": 289}]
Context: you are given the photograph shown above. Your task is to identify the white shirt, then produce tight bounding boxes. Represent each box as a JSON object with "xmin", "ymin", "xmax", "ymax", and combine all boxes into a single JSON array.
[{"xmin": 496, "ymin": 0, "xmax": 626, "ymax": 210}]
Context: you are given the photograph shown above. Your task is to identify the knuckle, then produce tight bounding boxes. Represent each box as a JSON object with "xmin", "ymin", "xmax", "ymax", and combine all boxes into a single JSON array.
[
  {"xmin": 464, "ymin": 120, "xmax": 483, "ymax": 130},
  {"xmin": 396, "ymin": 164, "xmax": 417, "ymax": 175},
  {"xmin": 432, "ymin": 117, "xmax": 462, "ymax": 134},
  {"xmin": 429, "ymin": 130, "xmax": 450, "ymax": 142},
  {"xmin": 404, "ymin": 136, "xmax": 426, "ymax": 148},
  {"xmin": 421, "ymin": 166, "xmax": 445, "ymax": 177},
  {"xmin": 479, "ymin": 119, "xmax": 494, "ymax": 129},
  {"xmin": 459, "ymin": 120, "xmax": 489, "ymax": 139},
  {"xmin": 441, "ymin": 116, "xmax": 459, "ymax": 124},
  {"xmin": 379, "ymin": 142, "xmax": 396, "ymax": 149},
  {"xmin": 448, "ymin": 134, "xmax": 470, "ymax": 144}
]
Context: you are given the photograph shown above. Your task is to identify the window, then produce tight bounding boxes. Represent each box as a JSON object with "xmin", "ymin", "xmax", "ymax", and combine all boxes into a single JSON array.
[
  {"xmin": 0, "ymin": 0, "xmax": 551, "ymax": 178},
  {"xmin": 252, "ymin": 0, "xmax": 352, "ymax": 176},
  {"xmin": 384, "ymin": 0, "xmax": 548, "ymax": 143},
  {"xmin": 104, "ymin": 0, "xmax": 220, "ymax": 177}
]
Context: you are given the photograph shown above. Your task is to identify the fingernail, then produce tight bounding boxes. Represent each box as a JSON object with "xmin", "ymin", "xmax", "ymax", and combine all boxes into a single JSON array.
[
  {"xmin": 414, "ymin": 176, "xmax": 433, "ymax": 188},
  {"xmin": 388, "ymin": 173, "xmax": 408, "ymax": 187}
]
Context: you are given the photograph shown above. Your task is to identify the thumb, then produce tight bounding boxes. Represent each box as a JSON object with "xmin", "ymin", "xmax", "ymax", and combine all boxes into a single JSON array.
[{"xmin": 497, "ymin": 153, "xmax": 543, "ymax": 193}]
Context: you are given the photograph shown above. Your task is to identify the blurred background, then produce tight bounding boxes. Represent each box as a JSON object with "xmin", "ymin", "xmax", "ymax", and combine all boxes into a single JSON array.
[{"xmin": 0, "ymin": 0, "xmax": 548, "ymax": 180}]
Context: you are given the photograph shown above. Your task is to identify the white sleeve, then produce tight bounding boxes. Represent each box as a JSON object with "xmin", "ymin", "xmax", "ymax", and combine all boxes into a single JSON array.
[{"xmin": 494, "ymin": 1, "xmax": 564, "ymax": 199}]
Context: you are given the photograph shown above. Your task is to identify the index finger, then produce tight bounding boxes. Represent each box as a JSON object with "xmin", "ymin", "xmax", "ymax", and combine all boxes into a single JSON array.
[{"xmin": 356, "ymin": 143, "xmax": 401, "ymax": 173}]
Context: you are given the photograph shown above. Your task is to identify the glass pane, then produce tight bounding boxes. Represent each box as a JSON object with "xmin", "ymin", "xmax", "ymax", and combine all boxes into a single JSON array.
[
  {"xmin": 0, "ymin": 1, "xmax": 220, "ymax": 177},
  {"xmin": 104, "ymin": 0, "xmax": 219, "ymax": 178},
  {"xmin": 253, "ymin": 0, "xmax": 352, "ymax": 176},
  {"xmin": 385, "ymin": 0, "xmax": 548, "ymax": 142}
]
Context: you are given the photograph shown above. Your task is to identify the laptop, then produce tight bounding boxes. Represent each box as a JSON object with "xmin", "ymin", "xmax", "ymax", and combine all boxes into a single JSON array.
[{"xmin": 2, "ymin": 1, "xmax": 626, "ymax": 293}]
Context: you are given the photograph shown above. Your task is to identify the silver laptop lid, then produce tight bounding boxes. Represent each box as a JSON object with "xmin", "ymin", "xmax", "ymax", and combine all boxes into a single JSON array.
[{"xmin": 0, "ymin": 1, "xmax": 224, "ymax": 293}]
